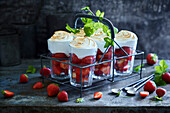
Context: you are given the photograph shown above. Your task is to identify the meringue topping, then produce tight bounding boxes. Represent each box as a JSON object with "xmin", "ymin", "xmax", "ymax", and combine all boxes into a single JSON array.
[
  {"xmin": 50, "ymin": 31, "xmax": 73, "ymax": 41},
  {"xmin": 115, "ymin": 30, "xmax": 137, "ymax": 41},
  {"xmin": 70, "ymin": 37, "xmax": 97, "ymax": 49}
]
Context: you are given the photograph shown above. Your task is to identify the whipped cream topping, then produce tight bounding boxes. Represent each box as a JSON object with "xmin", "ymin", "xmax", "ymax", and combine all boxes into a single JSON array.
[
  {"xmin": 70, "ymin": 37, "xmax": 97, "ymax": 59},
  {"xmin": 72, "ymin": 28, "xmax": 85, "ymax": 38},
  {"xmin": 114, "ymin": 30, "xmax": 138, "ymax": 49},
  {"xmin": 48, "ymin": 31, "xmax": 73, "ymax": 56},
  {"xmin": 91, "ymin": 28, "xmax": 111, "ymax": 53}
]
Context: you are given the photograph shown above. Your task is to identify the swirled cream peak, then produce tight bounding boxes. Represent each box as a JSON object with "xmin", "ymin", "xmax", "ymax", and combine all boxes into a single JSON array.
[
  {"xmin": 70, "ymin": 37, "xmax": 97, "ymax": 49},
  {"xmin": 50, "ymin": 31, "xmax": 73, "ymax": 41},
  {"xmin": 72, "ymin": 28, "xmax": 85, "ymax": 38},
  {"xmin": 115, "ymin": 30, "xmax": 138, "ymax": 41},
  {"xmin": 91, "ymin": 28, "xmax": 109, "ymax": 41}
]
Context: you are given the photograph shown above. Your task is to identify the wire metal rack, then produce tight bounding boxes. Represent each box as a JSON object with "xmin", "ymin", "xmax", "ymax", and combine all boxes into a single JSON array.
[{"xmin": 40, "ymin": 14, "xmax": 144, "ymax": 97}]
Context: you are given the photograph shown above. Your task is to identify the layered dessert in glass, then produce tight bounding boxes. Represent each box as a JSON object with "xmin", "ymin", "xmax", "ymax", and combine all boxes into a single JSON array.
[
  {"xmin": 114, "ymin": 30, "xmax": 138, "ymax": 75},
  {"xmin": 48, "ymin": 31, "xmax": 73, "ymax": 79},
  {"xmin": 69, "ymin": 37, "xmax": 97, "ymax": 87},
  {"xmin": 91, "ymin": 29, "xmax": 113, "ymax": 79}
]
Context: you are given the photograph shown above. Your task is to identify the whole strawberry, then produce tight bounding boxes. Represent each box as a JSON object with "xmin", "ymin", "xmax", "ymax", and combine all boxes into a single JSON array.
[
  {"xmin": 57, "ymin": 91, "xmax": 68, "ymax": 102},
  {"xmin": 162, "ymin": 73, "xmax": 170, "ymax": 83},
  {"xmin": 40, "ymin": 67, "xmax": 51, "ymax": 77},
  {"xmin": 33, "ymin": 82, "xmax": 44, "ymax": 89},
  {"xmin": 47, "ymin": 84, "xmax": 59, "ymax": 96},
  {"xmin": 144, "ymin": 80, "xmax": 157, "ymax": 92},
  {"xmin": 1, "ymin": 90, "xmax": 14, "ymax": 98},
  {"xmin": 156, "ymin": 88, "xmax": 166, "ymax": 97},
  {"xmin": 19, "ymin": 74, "xmax": 28, "ymax": 83},
  {"xmin": 147, "ymin": 53, "xmax": 158, "ymax": 65}
]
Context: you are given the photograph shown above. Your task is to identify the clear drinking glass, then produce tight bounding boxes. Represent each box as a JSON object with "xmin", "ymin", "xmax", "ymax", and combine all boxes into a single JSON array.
[
  {"xmin": 69, "ymin": 37, "xmax": 97, "ymax": 87},
  {"xmin": 114, "ymin": 30, "xmax": 138, "ymax": 76}
]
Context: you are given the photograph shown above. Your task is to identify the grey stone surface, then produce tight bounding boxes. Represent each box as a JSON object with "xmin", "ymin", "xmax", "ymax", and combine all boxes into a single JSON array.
[
  {"xmin": 0, "ymin": 59, "xmax": 170, "ymax": 113},
  {"xmin": 0, "ymin": 0, "xmax": 170, "ymax": 59}
]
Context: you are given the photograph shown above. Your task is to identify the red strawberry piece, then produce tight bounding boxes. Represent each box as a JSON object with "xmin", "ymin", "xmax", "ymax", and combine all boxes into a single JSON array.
[
  {"xmin": 146, "ymin": 53, "xmax": 158, "ymax": 65},
  {"xmin": 97, "ymin": 49, "xmax": 103, "ymax": 55},
  {"xmin": 82, "ymin": 56, "xmax": 95, "ymax": 64},
  {"xmin": 1, "ymin": 90, "xmax": 14, "ymax": 98},
  {"xmin": 100, "ymin": 66, "xmax": 111, "ymax": 75},
  {"xmin": 103, "ymin": 61, "xmax": 111, "ymax": 66},
  {"xmin": 162, "ymin": 73, "xmax": 170, "ymax": 83},
  {"xmin": 40, "ymin": 67, "xmax": 51, "ymax": 77},
  {"xmin": 143, "ymin": 80, "xmax": 157, "ymax": 92},
  {"xmin": 103, "ymin": 51, "xmax": 113, "ymax": 60},
  {"xmin": 94, "ymin": 70, "xmax": 103, "ymax": 75},
  {"xmin": 19, "ymin": 74, "xmax": 28, "ymax": 83},
  {"xmin": 156, "ymin": 88, "xmax": 166, "ymax": 97},
  {"xmin": 33, "ymin": 82, "xmax": 44, "ymax": 89},
  {"xmin": 108, "ymin": 46, "xmax": 113, "ymax": 52},
  {"xmin": 94, "ymin": 92, "xmax": 102, "ymax": 99},
  {"xmin": 52, "ymin": 60, "xmax": 59, "ymax": 66},
  {"xmin": 119, "ymin": 65, "xmax": 129, "ymax": 72},
  {"xmin": 72, "ymin": 53, "xmax": 81, "ymax": 64},
  {"xmin": 53, "ymin": 65, "xmax": 62, "ymax": 75},
  {"xmin": 52, "ymin": 53, "xmax": 68, "ymax": 59},
  {"xmin": 60, "ymin": 60, "xmax": 70, "ymax": 70},
  {"xmin": 116, "ymin": 59, "xmax": 128, "ymax": 68},
  {"xmin": 140, "ymin": 91, "xmax": 149, "ymax": 98},
  {"xmin": 57, "ymin": 91, "xmax": 68, "ymax": 102},
  {"xmin": 75, "ymin": 63, "xmax": 90, "ymax": 76},
  {"xmin": 47, "ymin": 84, "xmax": 60, "ymax": 97}
]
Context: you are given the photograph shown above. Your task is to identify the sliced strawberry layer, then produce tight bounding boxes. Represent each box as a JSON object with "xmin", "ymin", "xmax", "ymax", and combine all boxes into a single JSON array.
[
  {"xmin": 100, "ymin": 66, "xmax": 111, "ymax": 75},
  {"xmin": 60, "ymin": 60, "xmax": 70, "ymax": 70},
  {"xmin": 72, "ymin": 53, "xmax": 81, "ymax": 64},
  {"xmin": 52, "ymin": 53, "xmax": 68, "ymax": 59},
  {"xmin": 82, "ymin": 56, "xmax": 95, "ymax": 64}
]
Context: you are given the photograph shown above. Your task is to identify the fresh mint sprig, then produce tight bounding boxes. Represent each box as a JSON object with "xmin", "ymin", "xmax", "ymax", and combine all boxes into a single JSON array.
[
  {"xmin": 154, "ymin": 59, "xmax": 168, "ymax": 86},
  {"xmin": 133, "ymin": 64, "xmax": 144, "ymax": 72},
  {"xmin": 104, "ymin": 37, "xmax": 114, "ymax": 48},
  {"xmin": 154, "ymin": 96, "xmax": 163, "ymax": 101},
  {"xmin": 66, "ymin": 24, "xmax": 80, "ymax": 34},
  {"xmin": 26, "ymin": 65, "xmax": 36, "ymax": 74},
  {"xmin": 76, "ymin": 98, "xmax": 85, "ymax": 103}
]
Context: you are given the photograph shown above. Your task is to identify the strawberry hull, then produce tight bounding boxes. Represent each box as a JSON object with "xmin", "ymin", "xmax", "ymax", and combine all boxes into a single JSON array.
[
  {"xmin": 70, "ymin": 54, "xmax": 95, "ymax": 87},
  {"xmin": 51, "ymin": 53, "xmax": 70, "ymax": 79},
  {"xmin": 94, "ymin": 47, "xmax": 113, "ymax": 79}
]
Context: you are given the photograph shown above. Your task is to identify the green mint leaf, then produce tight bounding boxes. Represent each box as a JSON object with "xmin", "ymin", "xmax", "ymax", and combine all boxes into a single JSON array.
[
  {"xmin": 99, "ymin": 17, "xmax": 103, "ymax": 21},
  {"xmin": 103, "ymin": 25, "xmax": 109, "ymax": 33},
  {"xmin": 81, "ymin": 18, "xmax": 93, "ymax": 24},
  {"xmin": 104, "ymin": 37, "xmax": 112, "ymax": 44},
  {"xmin": 159, "ymin": 59, "xmax": 165, "ymax": 69},
  {"xmin": 164, "ymin": 64, "xmax": 168, "ymax": 70},
  {"xmin": 81, "ymin": 6, "xmax": 90, "ymax": 11},
  {"xmin": 116, "ymin": 91, "xmax": 121, "ymax": 97},
  {"xmin": 107, "ymin": 30, "xmax": 111, "ymax": 37},
  {"xmin": 154, "ymin": 73, "xmax": 167, "ymax": 86},
  {"xmin": 96, "ymin": 10, "xmax": 101, "ymax": 16},
  {"xmin": 104, "ymin": 42, "xmax": 110, "ymax": 48},
  {"xmin": 154, "ymin": 96, "xmax": 163, "ymax": 101},
  {"xmin": 154, "ymin": 65, "xmax": 162, "ymax": 72},
  {"xmin": 66, "ymin": 24, "xmax": 80, "ymax": 34},
  {"xmin": 84, "ymin": 27, "xmax": 95, "ymax": 37},
  {"xmin": 99, "ymin": 12, "xmax": 104, "ymax": 17},
  {"xmin": 26, "ymin": 65, "xmax": 36, "ymax": 74},
  {"xmin": 94, "ymin": 22, "xmax": 103, "ymax": 30},
  {"xmin": 76, "ymin": 98, "xmax": 85, "ymax": 103},
  {"xmin": 111, "ymin": 41, "xmax": 114, "ymax": 46},
  {"xmin": 133, "ymin": 65, "xmax": 142, "ymax": 72},
  {"xmin": 84, "ymin": 22, "xmax": 94, "ymax": 28},
  {"xmin": 88, "ymin": 12, "xmax": 92, "ymax": 15},
  {"xmin": 114, "ymin": 27, "xmax": 118, "ymax": 34}
]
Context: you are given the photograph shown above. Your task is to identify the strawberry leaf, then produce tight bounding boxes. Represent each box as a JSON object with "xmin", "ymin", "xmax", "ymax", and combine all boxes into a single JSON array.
[
  {"xmin": 133, "ymin": 64, "xmax": 144, "ymax": 72},
  {"xmin": 1, "ymin": 90, "xmax": 5, "ymax": 95},
  {"xmin": 154, "ymin": 96, "xmax": 163, "ymax": 101}
]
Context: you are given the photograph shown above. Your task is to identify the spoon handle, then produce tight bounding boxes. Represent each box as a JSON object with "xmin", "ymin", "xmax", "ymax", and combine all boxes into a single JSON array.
[{"xmin": 134, "ymin": 74, "xmax": 154, "ymax": 91}]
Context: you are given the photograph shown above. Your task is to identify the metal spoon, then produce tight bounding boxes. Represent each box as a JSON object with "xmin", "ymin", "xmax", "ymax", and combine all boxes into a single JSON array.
[
  {"xmin": 111, "ymin": 74, "xmax": 153, "ymax": 94},
  {"xmin": 124, "ymin": 74, "xmax": 154, "ymax": 91},
  {"xmin": 126, "ymin": 75, "xmax": 154, "ymax": 95}
]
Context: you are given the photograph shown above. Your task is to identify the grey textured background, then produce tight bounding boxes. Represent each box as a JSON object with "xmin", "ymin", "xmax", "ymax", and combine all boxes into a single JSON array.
[{"xmin": 0, "ymin": 0, "xmax": 170, "ymax": 59}]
